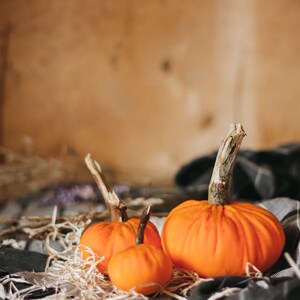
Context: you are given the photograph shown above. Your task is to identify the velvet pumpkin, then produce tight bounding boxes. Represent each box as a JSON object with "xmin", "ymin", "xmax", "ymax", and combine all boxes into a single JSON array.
[
  {"xmin": 80, "ymin": 154, "xmax": 161, "ymax": 272},
  {"xmin": 161, "ymin": 124, "xmax": 285, "ymax": 277},
  {"xmin": 108, "ymin": 244, "xmax": 172, "ymax": 295},
  {"xmin": 80, "ymin": 217, "xmax": 162, "ymax": 272},
  {"xmin": 108, "ymin": 206, "xmax": 173, "ymax": 295}
]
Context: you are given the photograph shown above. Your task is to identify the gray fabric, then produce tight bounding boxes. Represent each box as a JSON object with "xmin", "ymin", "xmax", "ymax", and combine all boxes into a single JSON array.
[
  {"xmin": 259, "ymin": 198, "xmax": 300, "ymax": 278},
  {"xmin": 176, "ymin": 144, "xmax": 300, "ymax": 200}
]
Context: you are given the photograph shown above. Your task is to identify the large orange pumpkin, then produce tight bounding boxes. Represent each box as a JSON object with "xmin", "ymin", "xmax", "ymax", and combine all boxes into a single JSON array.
[
  {"xmin": 80, "ymin": 154, "xmax": 161, "ymax": 272},
  {"xmin": 161, "ymin": 124, "xmax": 285, "ymax": 278}
]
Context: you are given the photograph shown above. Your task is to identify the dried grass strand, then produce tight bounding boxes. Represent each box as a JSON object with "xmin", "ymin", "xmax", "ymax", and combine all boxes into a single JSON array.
[
  {"xmin": 284, "ymin": 252, "xmax": 300, "ymax": 279},
  {"xmin": 207, "ymin": 287, "xmax": 242, "ymax": 300}
]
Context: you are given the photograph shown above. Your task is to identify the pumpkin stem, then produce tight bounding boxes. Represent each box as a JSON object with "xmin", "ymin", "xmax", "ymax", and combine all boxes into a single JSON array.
[
  {"xmin": 208, "ymin": 123, "xmax": 246, "ymax": 205},
  {"xmin": 85, "ymin": 154, "xmax": 128, "ymax": 222},
  {"xmin": 136, "ymin": 205, "xmax": 152, "ymax": 245}
]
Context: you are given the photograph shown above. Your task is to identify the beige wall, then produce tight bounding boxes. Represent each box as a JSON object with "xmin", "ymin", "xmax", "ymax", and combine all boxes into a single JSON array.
[{"xmin": 1, "ymin": 1, "xmax": 300, "ymax": 183}]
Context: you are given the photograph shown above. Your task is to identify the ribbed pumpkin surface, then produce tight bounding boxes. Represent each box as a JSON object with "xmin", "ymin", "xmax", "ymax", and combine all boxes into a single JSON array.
[
  {"xmin": 161, "ymin": 200, "xmax": 285, "ymax": 277},
  {"xmin": 80, "ymin": 217, "xmax": 162, "ymax": 272}
]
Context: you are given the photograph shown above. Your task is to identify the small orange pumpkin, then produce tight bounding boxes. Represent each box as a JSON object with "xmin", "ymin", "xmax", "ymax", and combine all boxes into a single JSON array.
[
  {"xmin": 80, "ymin": 155, "xmax": 161, "ymax": 272},
  {"xmin": 108, "ymin": 206, "xmax": 173, "ymax": 295},
  {"xmin": 161, "ymin": 124, "xmax": 285, "ymax": 277}
]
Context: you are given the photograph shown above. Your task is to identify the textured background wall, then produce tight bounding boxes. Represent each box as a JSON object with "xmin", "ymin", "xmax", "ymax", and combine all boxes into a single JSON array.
[{"xmin": 0, "ymin": 0, "xmax": 300, "ymax": 184}]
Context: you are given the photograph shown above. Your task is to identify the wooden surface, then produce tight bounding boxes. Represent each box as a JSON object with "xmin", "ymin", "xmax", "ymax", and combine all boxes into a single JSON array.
[{"xmin": 0, "ymin": 1, "xmax": 300, "ymax": 184}]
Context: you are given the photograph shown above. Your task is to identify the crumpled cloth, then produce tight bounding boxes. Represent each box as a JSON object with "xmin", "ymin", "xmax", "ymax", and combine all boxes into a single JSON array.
[
  {"xmin": 175, "ymin": 143, "xmax": 300, "ymax": 201},
  {"xmin": 189, "ymin": 275, "xmax": 300, "ymax": 300}
]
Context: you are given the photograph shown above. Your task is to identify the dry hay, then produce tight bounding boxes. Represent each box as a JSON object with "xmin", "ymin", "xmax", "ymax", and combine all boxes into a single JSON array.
[
  {"xmin": 1, "ymin": 206, "xmax": 293, "ymax": 300},
  {"xmin": 0, "ymin": 206, "xmax": 214, "ymax": 300}
]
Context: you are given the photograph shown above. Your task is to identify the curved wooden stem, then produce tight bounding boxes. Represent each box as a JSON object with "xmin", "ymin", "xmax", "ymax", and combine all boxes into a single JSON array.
[
  {"xmin": 208, "ymin": 124, "xmax": 246, "ymax": 205},
  {"xmin": 136, "ymin": 205, "xmax": 152, "ymax": 245},
  {"xmin": 85, "ymin": 153, "xmax": 128, "ymax": 222}
]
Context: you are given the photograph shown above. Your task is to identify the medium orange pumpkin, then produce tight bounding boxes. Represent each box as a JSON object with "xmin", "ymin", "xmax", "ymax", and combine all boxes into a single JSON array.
[
  {"xmin": 161, "ymin": 124, "xmax": 285, "ymax": 278},
  {"xmin": 80, "ymin": 154, "xmax": 161, "ymax": 272},
  {"xmin": 108, "ymin": 206, "xmax": 173, "ymax": 295},
  {"xmin": 80, "ymin": 217, "xmax": 162, "ymax": 272}
]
